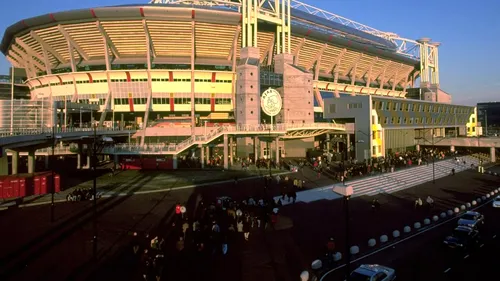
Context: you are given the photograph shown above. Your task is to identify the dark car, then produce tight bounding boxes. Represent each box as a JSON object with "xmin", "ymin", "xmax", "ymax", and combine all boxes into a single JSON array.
[
  {"xmin": 443, "ymin": 226, "xmax": 479, "ymax": 249},
  {"xmin": 457, "ymin": 211, "xmax": 484, "ymax": 229}
]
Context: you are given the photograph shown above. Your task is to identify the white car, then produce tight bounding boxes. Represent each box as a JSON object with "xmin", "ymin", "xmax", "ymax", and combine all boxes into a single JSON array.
[
  {"xmin": 493, "ymin": 196, "xmax": 500, "ymax": 208},
  {"xmin": 349, "ymin": 264, "xmax": 396, "ymax": 281}
]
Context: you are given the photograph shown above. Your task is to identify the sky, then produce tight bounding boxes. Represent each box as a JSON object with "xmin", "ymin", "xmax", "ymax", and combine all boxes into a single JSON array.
[{"xmin": 0, "ymin": 0, "xmax": 499, "ymax": 106}]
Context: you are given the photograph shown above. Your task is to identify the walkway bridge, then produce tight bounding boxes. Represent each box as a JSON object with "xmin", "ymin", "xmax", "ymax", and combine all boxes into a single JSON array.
[
  {"xmin": 0, "ymin": 128, "xmax": 136, "ymax": 150},
  {"xmin": 103, "ymin": 122, "xmax": 346, "ymax": 156},
  {"xmin": 416, "ymin": 137, "xmax": 499, "ymax": 162}
]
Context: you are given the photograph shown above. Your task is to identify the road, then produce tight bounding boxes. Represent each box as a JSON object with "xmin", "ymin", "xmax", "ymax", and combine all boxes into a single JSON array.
[
  {"xmin": 0, "ymin": 165, "xmax": 499, "ymax": 281},
  {"xmin": 321, "ymin": 195, "xmax": 500, "ymax": 281}
]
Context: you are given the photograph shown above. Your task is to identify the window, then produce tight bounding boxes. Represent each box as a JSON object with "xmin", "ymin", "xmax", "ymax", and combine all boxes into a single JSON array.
[
  {"xmin": 329, "ymin": 104, "xmax": 336, "ymax": 113},
  {"xmin": 348, "ymin": 103, "xmax": 362, "ymax": 109},
  {"xmin": 372, "ymin": 116, "xmax": 376, "ymax": 125},
  {"xmin": 373, "ymin": 146, "xmax": 377, "ymax": 154},
  {"xmin": 472, "ymin": 118, "xmax": 476, "ymax": 123}
]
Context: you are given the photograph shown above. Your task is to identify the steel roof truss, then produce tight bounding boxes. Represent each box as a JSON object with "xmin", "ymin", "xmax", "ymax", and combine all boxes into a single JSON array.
[
  {"xmin": 29, "ymin": 31, "xmax": 65, "ymax": 64},
  {"xmin": 96, "ymin": 21, "xmax": 121, "ymax": 59},
  {"xmin": 11, "ymin": 44, "xmax": 44, "ymax": 72},
  {"xmin": 142, "ymin": 20, "xmax": 156, "ymax": 58},
  {"xmin": 364, "ymin": 56, "xmax": 378, "ymax": 87},
  {"xmin": 307, "ymin": 42, "xmax": 327, "ymax": 72},
  {"xmin": 330, "ymin": 48, "xmax": 346, "ymax": 75},
  {"xmin": 57, "ymin": 25, "xmax": 89, "ymax": 61},
  {"xmin": 293, "ymin": 37, "xmax": 306, "ymax": 65},
  {"xmin": 348, "ymin": 53, "xmax": 363, "ymax": 85},
  {"xmin": 228, "ymin": 25, "xmax": 241, "ymax": 61},
  {"xmin": 6, "ymin": 55, "xmax": 22, "ymax": 68}
]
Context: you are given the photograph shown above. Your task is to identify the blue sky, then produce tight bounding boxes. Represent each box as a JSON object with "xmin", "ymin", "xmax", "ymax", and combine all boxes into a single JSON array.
[{"xmin": 0, "ymin": 0, "xmax": 499, "ymax": 105}]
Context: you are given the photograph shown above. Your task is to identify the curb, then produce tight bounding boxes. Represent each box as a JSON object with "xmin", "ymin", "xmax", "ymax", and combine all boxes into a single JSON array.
[{"xmin": 319, "ymin": 187, "xmax": 498, "ymax": 281}]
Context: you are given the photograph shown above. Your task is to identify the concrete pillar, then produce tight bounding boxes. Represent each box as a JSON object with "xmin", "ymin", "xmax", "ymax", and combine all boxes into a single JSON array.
[
  {"xmin": 113, "ymin": 154, "xmax": 119, "ymax": 169},
  {"xmin": 173, "ymin": 155, "xmax": 178, "ymax": 169},
  {"xmin": 416, "ymin": 144, "xmax": 420, "ymax": 152},
  {"xmin": 223, "ymin": 134, "xmax": 229, "ymax": 170},
  {"xmin": 254, "ymin": 137, "xmax": 259, "ymax": 162},
  {"xmin": 275, "ymin": 137, "xmax": 280, "ymax": 164},
  {"xmin": 11, "ymin": 151, "xmax": 19, "ymax": 175},
  {"xmin": 0, "ymin": 148, "xmax": 7, "ymax": 176},
  {"xmin": 77, "ymin": 154, "xmax": 82, "ymax": 169},
  {"xmin": 326, "ymin": 134, "xmax": 331, "ymax": 151},
  {"xmin": 86, "ymin": 155, "xmax": 91, "ymax": 169},
  {"xmin": 491, "ymin": 147, "xmax": 496, "ymax": 163},
  {"xmin": 28, "ymin": 150, "xmax": 35, "ymax": 174},
  {"xmin": 450, "ymin": 145, "xmax": 455, "ymax": 152},
  {"xmin": 206, "ymin": 146, "xmax": 210, "ymax": 163},
  {"xmin": 346, "ymin": 134, "xmax": 351, "ymax": 151},
  {"xmin": 229, "ymin": 137, "xmax": 234, "ymax": 166},
  {"xmin": 200, "ymin": 145, "xmax": 205, "ymax": 169},
  {"xmin": 45, "ymin": 156, "xmax": 50, "ymax": 170}
]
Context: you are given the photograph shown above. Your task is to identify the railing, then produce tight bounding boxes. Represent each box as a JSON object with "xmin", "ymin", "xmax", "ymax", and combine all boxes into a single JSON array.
[
  {"xmin": 104, "ymin": 122, "xmax": 345, "ymax": 154},
  {"xmin": 0, "ymin": 127, "xmax": 135, "ymax": 137}
]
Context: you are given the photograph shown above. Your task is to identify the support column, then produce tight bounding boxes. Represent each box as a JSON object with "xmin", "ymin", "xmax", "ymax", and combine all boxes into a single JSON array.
[
  {"xmin": 450, "ymin": 145, "xmax": 455, "ymax": 153},
  {"xmin": 416, "ymin": 144, "xmax": 421, "ymax": 152},
  {"xmin": 275, "ymin": 137, "xmax": 280, "ymax": 164},
  {"xmin": 254, "ymin": 137, "xmax": 259, "ymax": 163},
  {"xmin": 223, "ymin": 134, "xmax": 229, "ymax": 170},
  {"xmin": 45, "ymin": 156, "xmax": 50, "ymax": 170},
  {"xmin": 206, "ymin": 146, "xmax": 210, "ymax": 164},
  {"xmin": 11, "ymin": 151, "xmax": 19, "ymax": 175},
  {"xmin": 28, "ymin": 151, "xmax": 35, "ymax": 174},
  {"xmin": 77, "ymin": 154, "xmax": 82, "ymax": 169},
  {"xmin": 491, "ymin": 147, "xmax": 496, "ymax": 163},
  {"xmin": 114, "ymin": 154, "xmax": 119, "ymax": 170},
  {"xmin": 326, "ymin": 134, "xmax": 331, "ymax": 151},
  {"xmin": 200, "ymin": 145, "xmax": 205, "ymax": 169},
  {"xmin": 0, "ymin": 148, "xmax": 7, "ymax": 176},
  {"xmin": 173, "ymin": 155, "xmax": 178, "ymax": 170},
  {"xmin": 346, "ymin": 133, "xmax": 351, "ymax": 156},
  {"xmin": 86, "ymin": 155, "xmax": 91, "ymax": 169},
  {"xmin": 229, "ymin": 137, "xmax": 234, "ymax": 166}
]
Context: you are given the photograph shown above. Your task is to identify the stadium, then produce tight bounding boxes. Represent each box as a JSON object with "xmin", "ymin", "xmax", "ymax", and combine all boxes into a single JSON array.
[{"xmin": 0, "ymin": 0, "xmax": 477, "ymax": 166}]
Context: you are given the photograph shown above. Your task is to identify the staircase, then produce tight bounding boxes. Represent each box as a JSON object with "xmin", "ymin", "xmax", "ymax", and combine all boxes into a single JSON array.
[{"xmin": 279, "ymin": 155, "xmax": 486, "ymax": 205}]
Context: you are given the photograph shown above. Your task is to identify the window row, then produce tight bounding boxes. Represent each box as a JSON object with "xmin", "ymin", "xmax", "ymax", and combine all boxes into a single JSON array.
[
  {"xmin": 374, "ymin": 100, "xmax": 469, "ymax": 114},
  {"xmin": 31, "ymin": 78, "xmax": 233, "ymax": 90},
  {"xmin": 114, "ymin": 98, "xmax": 232, "ymax": 105},
  {"xmin": 381, "ymin": 116, "xmax": 468, "ymax": 125}
]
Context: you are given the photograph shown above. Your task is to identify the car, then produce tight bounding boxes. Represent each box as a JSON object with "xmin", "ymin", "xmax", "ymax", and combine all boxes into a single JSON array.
[
  {"xmin": 349, "ymin": 264, "xmax": 396, "ymax": 281},
  {"xmin": 443, "ymin": 226, "xmax": 480, "ymax": 249},
  {"xmin": 493, "ymin": 196, "xmax": 500, "ymax": 208},
  {"xmin": 457, "ymin": 211, "xmax": 484, "ymax": 228}
]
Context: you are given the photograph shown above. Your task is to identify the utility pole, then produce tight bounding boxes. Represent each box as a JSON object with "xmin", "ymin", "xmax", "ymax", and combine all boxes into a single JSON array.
[
  {"xmin": 51, "ymin": 126, "xmax": 56, "ymax": 222},
  {"xmin": 92, "ymin": 125, "xmax": 98, "ymax": 260}
]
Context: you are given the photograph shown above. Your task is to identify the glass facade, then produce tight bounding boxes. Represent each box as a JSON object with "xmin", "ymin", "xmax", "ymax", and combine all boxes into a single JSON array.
[{"xmin": 477, "ymin": 102, "xmax": 500, "ymax": 134}]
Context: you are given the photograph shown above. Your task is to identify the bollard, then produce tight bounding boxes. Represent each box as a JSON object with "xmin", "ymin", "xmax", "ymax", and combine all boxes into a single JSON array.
[
  {"xmin": 380, "ymin": 235, "xmax": 388, "ymax": 243},
  {"xmin": 466, "ymin": 202, "xmax": 471, "ymax": 208},
  {"xmin": 433, "ymin": 215, "xmax": 439, "ymax": 221},
  {"xmin": 424, "ymin": 218, "xmax": 431, "ymax": 225},
  {"xmin": 454, "ymin": 207, "xmax": 460, "ymax": 213},
  {"xmin": 403, "ymin": 226, "xmax": 411, "ymax": 233},
  {"xmin": 486, "ymin": 194, "xmax": 491, "ymax": 198},
  {"xmin": 490, "ymin": 192, "xmax": 495, "ymax": 196},
  {"xmin": 440, "ymin": 212, "xmax": 446, "ymax": 219},
  {"xmin": 472, "ymin": 200, "xmax": 477, "ymax": 206},
  {"xmin": 414, "ymin": 222, "xmax": 421, "ymax": 229},
  {"xmin": 477, "ymin": 198, "xmax": 482, "ymax": 203},
  {"xmin": 334, "ymin": 252, "xmax": 342, "ymax": 261},
  {"xmin": 460, "ymin": 205, "xmax": 466, "ymax": 211},
  {"xmin": 311, "ymin": 260, "xmax": 322, "ymax": 270},
  {"xmin": 482, "ymin": 196, "xmax": 487, "ymax": 200},
  {"xmin": 447, "ymin": 210, "xmax": 453, "ymax": 216},
  {"xmin": 350, "ymin": 246, "xmax": 359, "ymax": 255},
  {"xmin": 393, "ymin": 230, "xmax": 400, "ymax": 238},
  {"xmin": 368, "ymin": 239, "xmax": 376, "ymax": 247}
]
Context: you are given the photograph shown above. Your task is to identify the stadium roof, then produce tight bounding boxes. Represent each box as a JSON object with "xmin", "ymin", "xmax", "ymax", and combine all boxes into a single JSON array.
[{"xmin": 0, "ymin": 3, "xmax": 418, "ymax": 64}]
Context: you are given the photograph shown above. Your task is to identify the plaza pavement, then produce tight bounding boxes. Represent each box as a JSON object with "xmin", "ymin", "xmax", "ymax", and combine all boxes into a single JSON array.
[{"xmin": 0, "ymin": 164, "xmax": 499, "ymax": 281}]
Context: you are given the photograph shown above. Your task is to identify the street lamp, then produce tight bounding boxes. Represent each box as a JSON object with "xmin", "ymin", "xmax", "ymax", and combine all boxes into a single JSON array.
[
  {"xmin": 80, "ymin": 107, "xmax": 83, "ymax": 128},
  {"xmin": 48, "ymin": 127, "xmax": 61, "ymax": 223},
  {"xmin": 333, "ymin": 185, "xmax": 353, "ymax": 281}
]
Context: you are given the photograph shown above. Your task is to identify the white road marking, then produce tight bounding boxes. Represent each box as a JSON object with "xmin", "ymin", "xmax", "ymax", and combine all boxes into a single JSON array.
[
  {"xmin": 319, "ymin": 196, "xmax": 496, "ymax": 281},
  {"xmin": 463, "ymin": 255, "xmax": 469, "ymax": 259},
  {"xmin": 480, "ymin": 244, "xmax": 485, "ymax": 248},
  {"xmin": 493, "ymin": 235, "xmax": 497, "ymax": 239},
  {"xmin": 444, "ymin": 268, "xmax": 451, "ymax": 273}
]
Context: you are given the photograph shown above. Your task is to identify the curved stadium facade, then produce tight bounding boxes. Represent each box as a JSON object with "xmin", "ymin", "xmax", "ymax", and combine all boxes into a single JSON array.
[{"xmin": 0, "ymin": 0, "xmax": 474, "ymax": 161}]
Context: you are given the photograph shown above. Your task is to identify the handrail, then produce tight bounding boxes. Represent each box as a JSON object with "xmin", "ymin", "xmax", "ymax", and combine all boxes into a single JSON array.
[
  {"xmin": 0, "ymin": 127, "xmax": 136, "ymax": 138},
  {"xmin": 104, "ymin": 122, "xmax": 345, "ymax": 154}
]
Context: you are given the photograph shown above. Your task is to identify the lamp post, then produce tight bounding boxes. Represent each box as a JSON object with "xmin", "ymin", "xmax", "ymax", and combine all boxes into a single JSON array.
[
  {"xmin": 432, "ymin": 132, "xmax": 435, "ymax": 184},
  {"xmin": 92, "ymin": 125, "xmax": 98, "ymax": 259},
  {"xmin": 80, "ymin": 107, "xmax": 83, "ymax": 128},
  {"xmin": 51, "ymin": 126, "xmax": 55, "ymax": 223},
  {"xmin": 345, "ymin": 194, "xmax": 351, "ymax": 281}
]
